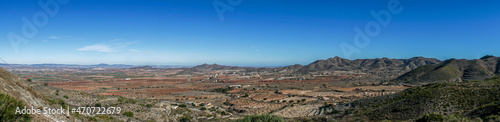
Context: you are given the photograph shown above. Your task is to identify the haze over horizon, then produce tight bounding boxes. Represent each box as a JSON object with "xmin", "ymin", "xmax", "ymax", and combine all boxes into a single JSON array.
[{"xmin": 1, "ymin": 0, "xmax": 499, "ymax": 66}]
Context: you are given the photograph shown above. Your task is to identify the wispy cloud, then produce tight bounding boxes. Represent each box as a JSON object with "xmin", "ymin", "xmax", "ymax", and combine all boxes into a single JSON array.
[
  {"xmin": 76, "ymin": 40, "xmax": 139, "ymax": 53},
  {"xmin": 76, "ymin": 44, "xmax": 114, "ymax": 52},
  {"xmin": 49, "ymin": 36, "xmax": 60, "ymax": 39},
  {"xmin": 129, "ymin": 49, "xmax": 141, "ymax": 53}
]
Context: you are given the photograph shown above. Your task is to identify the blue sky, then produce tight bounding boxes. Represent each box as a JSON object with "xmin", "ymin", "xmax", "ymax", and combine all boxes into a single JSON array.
[{"xmin": 1, "ymin": 0, "xmax": 499, "ymax": 66}]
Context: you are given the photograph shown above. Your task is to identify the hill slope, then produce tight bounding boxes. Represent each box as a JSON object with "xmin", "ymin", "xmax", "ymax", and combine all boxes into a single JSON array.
[
  {"xmin": 349, "ymin": 76, "xmax": 500, "ymax": 121},
  {"xmin": 0, "ymin": 68, "xmax": 67, "ymax": 121},
  {"xmin": 298, "ymin": 56, "xmax": 441, "ymax": 73},
  {"xmin": 393, "ymin": 56, "xmax": 500, "ymax": 84}
]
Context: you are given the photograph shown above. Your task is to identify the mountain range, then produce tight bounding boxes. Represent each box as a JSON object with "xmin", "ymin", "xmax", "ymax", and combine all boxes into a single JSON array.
[{"xmin": 190, "ymin": 56, "xmax": 443, "ymax": 74}]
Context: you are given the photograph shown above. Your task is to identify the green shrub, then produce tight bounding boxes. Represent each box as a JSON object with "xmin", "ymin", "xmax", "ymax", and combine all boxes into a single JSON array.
[
  {"xmin": 444, "ymin": 114, "xmax": 470, "ymax": 121},
  {"xmin": 213, "ymin": 87, "xmax": 234, "ymax": 93},
  {"xmin": 224, "ymin": 101, "xmax": 231, "ymax": 105},
  {"xmin": 485, "ymin": 115, "xmax": 500, "ymax": 121},
  {"xmin": 180, "ymin": 116, "xmax": 191, "ymax": 122},
  {"xmin": 123, "ymin": 111, "xmax": 134, "ymax": 117},
  {"xmin": 0, "ymin": 92, "xmax": 31, "ymax": 121},
  {"xmin": 88, "ymin": 117, "xmax": 98, "ymax": 121},
  {"xmin": 417, "ymin": 113, "xmax": 444, "ymax": 122},
  {"xmin": 58, "ymin": 100, "xmax": 65, "ymax": 105},
  {"xmin": 46, "ymin": 98, "xmax": 57, "ymax": 104},
  {"xmin": 235, "ymin": 114, "xmax": 285, "ymax": 122}
]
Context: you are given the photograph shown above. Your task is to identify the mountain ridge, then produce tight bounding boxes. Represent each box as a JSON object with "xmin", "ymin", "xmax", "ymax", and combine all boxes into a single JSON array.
[
  {"xmin": 190, "ymin": 56, "xmax": 442, "ymax": 74},
  {"xmin": 393, "ymin": 55, "xmax": 500, "ymax": 84}
]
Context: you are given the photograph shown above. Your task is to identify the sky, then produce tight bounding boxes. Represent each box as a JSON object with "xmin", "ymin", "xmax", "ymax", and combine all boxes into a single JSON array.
[{"xmin": 0, "ymin": 0, "xmax": 499, "ymax": 66}]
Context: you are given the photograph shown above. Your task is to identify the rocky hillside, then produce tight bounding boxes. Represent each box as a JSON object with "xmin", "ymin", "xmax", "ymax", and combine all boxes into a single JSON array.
[
  {"xmin": 348, "ymin": 76, "xmax": 500, "ymax": 121},
  {"xmin": 296, "ymin": 56, "xmax": 441, "ymax": 74},
  {"xmin": 393, "ymin": 55, "xmax": 500, "ymax": 84},
  {"xmin": 0, "ymin": 68, "xmax": 68, "ymax": 121}
]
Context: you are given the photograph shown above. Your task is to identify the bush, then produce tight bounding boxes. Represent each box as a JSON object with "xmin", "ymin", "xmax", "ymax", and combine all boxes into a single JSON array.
[
  {"xmin": 235, "ymin": 114, "xmax": 285, "ymax": 122},
  {"xmin": 485, "ymin": 115, "xmax": 500, "ymax": 121},
  {"xmin": 58, "ymin": 100, "xmax": 65, "ymax": 105},
  {"xmin": 63, "ymin": 95, "xmax": 69, "ymax": 99},
  {"xmin": 200, "ymin": 107, "xmax": 207, "ymax": 110},
  {"xmin": 46, "ymin": 98, "xmax": 57, "ymax": 104},
  {"xmin": 0, "ymin": 92, "xmax": 31, "ymax": 121},
  {"xmin": 213, "ymin": 87, "xmax": 234, "ymax": 93},
  {"xmin": 123, "ymin": 111, "xmax": 134, "ymax": 117},
  {"xmin": 224, "ymin": 101, "xmax": 231, "ymax": 105},
  {"xmin": 179, "ymin": 104, "xmax": 187, "ymax": 108},
  {"xmin": 146, "ymin": 104, "xmax": 153, "ymax": 108},
  {"xmin": 88, "ymin": 117, "xmax": 98, "ymax": 121},
  {"xmin": 444, "ymin": 114, "xmax": 470, "ymax": 121},
  {"xmin": 417, "ymin": 113, "xmax": 444, "ymax": 122},
  {"xmin": 180, "ymin": 116, "xmax": 191, "ymax": 122}
]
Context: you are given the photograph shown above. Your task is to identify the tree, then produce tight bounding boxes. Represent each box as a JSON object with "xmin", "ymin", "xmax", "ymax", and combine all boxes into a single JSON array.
[{"xmin": 200, "ymin": 107, "xmax": 207, "ymax": 110}]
